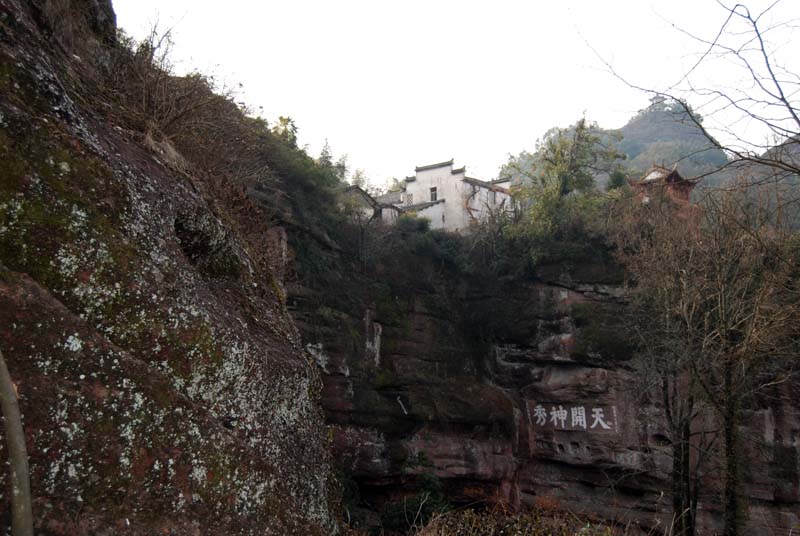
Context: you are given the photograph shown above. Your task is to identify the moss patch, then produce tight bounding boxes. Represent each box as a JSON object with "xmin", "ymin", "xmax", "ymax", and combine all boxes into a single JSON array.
[{"xmin": 571, "ymin": 302, "xmax": 635, "ymax": 361}]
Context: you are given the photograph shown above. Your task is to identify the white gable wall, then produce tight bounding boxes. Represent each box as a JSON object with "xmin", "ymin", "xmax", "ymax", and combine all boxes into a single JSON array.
[
  {"xmin": 462, "ymin": 182, "xmax": 511, "ymax": 224},
  {"xmin": 402, "ymin": 162, "xmax": 512, "ymax": 232},
  {"xmin": 413, "ymin": 201, "xmax": 447, "ymax": 230},
  {"xmin": 380, "ymin": 206, "xmax": 401, "ymax": 225},
  {"xmin": 405, "ymin": 165, "xmax": 452, "ymax": 206}
]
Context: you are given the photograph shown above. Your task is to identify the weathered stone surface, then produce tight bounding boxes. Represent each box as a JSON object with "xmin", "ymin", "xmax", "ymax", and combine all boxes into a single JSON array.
[
  {"xmin": 297, "ymin": 267, "xmax": 800, "ymax": 534},
  {"xmin": 0, "ymin": 1, "xmax": 336, "ymax": 533}
]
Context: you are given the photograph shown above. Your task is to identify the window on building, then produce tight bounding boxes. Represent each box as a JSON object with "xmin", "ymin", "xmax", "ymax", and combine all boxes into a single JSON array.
[
  {"xmin": 430, "ymin": 187, "xmax": 437, "ymax": 202},
  {"xmin": 406, "ymin": 193, "xmax": 413, "ymax": 206}
]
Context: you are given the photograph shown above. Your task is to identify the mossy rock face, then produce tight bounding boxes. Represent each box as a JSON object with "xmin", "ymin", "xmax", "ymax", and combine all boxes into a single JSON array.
[
  {"xmin": 0, "ymin": 4, "xmax": 337, "ymax": 533},
  {"xmin": 536, "ymin": 257, "xmax": 625, "ymax": 286},
  {"xmin": 0, "ymin": 273, "xmax": 335, "ymax": 534},
  {"xmin": 406, "ymin": 380, "xmax": 516, "ymax": 438},
  {"xmin": 571, "ymin": 302, "xmax": 635, "ymax": 362}
]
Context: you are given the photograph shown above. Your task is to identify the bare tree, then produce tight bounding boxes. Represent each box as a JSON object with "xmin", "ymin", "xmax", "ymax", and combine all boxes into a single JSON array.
[
  {"xmin": 600, "ymin": 9, "xmax": 800, "ymax": 530},
  {"xmin": 689, "ymin": 183, "xmax": 797, "ymax": 536},
  {"xmin": 666, "ymin": 2, "xmax": 800, "ymax": 176},
  {"xmin": 108, "ymin": 25, "xmax": 226, "ymax": 146},
  {"xmin": 595, "ymin": 2, "xmax": 800, "ymax": 182},
  {"xmin": 614, "ymin": 179, "xmax": 799, "ymax": 536},
  {"xmin": 614, "ymin": 190, "xmax": 710, "ymax": 536}
]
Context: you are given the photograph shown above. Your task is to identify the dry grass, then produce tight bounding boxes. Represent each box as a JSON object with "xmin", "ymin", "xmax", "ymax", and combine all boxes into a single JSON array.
[
  {"xmin": 341, "ymin": 506, "xmax": 647, "ymax": 536},
  {"xmin": 415, "ymin": 509, "xmax": 630, "ymax": 536},
  {"xmin": 106, "ymin": 24, "xmax": 299, "ymax": 252}
]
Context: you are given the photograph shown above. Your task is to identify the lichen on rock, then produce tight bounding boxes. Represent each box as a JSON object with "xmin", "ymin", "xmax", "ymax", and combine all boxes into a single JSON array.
[{"xmin": 0, "ymin": 0, "xmax": 338, "ymax": 533}]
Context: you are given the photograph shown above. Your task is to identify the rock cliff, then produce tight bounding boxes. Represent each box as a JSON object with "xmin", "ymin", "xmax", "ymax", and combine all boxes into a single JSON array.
[
  {"xmin": 2, "ymin": 2, "xmax": 798, "ymax": 535},
  {"xmin": 0, "ymin": 1, "xmax": 337, "ymax": 533},
  {"xmin": 293, "ymin": 256, "xmax": 800, "ymax": 534}
]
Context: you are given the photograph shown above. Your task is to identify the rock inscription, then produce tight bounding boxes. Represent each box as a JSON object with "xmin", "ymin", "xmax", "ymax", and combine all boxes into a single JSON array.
[{"xmin": 531, "ymin": 403, "xmax": 618, "ymax": 433}]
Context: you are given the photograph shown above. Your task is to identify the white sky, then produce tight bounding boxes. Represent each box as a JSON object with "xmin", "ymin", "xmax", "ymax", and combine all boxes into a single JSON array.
[{"xmin": 112, "ymin": 0, "xmax": 799, "ymax": 188}]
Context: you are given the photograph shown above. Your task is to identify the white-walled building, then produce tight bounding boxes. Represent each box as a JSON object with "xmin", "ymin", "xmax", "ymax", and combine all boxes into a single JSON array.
[{"xmin": 378, "ymin": 159, "xmax": 512, "ymax": 232}]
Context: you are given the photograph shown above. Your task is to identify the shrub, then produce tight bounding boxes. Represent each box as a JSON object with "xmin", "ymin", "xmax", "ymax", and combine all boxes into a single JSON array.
[
  {"xmin": 379, "ymin": 452, "xmax": 450, "ymax": 535},
  {"xmin": 416, "ymin": 508, "xmax": 629, "ymax": 536}
]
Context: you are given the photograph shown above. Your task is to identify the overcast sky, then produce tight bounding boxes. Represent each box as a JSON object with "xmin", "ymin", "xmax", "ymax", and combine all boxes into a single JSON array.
[{"xmin": 113, "ymin": 0, "xmax": 799, "ymax": 188}]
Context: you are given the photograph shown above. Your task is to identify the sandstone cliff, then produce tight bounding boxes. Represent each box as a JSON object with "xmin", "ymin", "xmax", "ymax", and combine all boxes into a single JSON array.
[
  {"xmin": 2, "ymin": 2, "xmax": 798, "ymax": 535},
  {"xmin": 0, "ymin": 1, "xmax": 337, "ymax": 533},
  {"xmin": 293, "ymin": 249, "xmax": 800, "ymax": 534}
]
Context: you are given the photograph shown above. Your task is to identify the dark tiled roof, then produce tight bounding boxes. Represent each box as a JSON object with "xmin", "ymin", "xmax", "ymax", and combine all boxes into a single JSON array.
[
  {"xmin": 341, "ymin": 185, "xmax": 380, "ymax": 209},
  {"xmin": 380, "ymin": 203, "xmax": 403, "ymax": 213},
  {"xmin": 376, "ymin": 190, "xmax": 404, "ymax": 204},
  {"xmin": 463, "ymin": 176, "xmax": 492, "ymax": 188},
  {"xmin": 415, "ymin": 159, "xmax": 454, "ymax": 172},
  {"xmin": 637, "ymin": 165, "xmax": 691, "ymax": 184},
  {"xmin": 404, "ymin": 199, "xmax": 445, "ymax": 212},
  {"xmin": 451, "ymin": 166, "xmax": 466, "ymax": 174},
  {"xmin": 463, "ymin": 176, "xmax": 511, "ymax": 194}
]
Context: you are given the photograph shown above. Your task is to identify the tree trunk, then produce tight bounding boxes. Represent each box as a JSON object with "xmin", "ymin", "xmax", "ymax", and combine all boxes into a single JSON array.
[
  {"xmin": 0, "ymin": 348, "xmax": 34, "ymax": 536},
  {"xmin": 682, "ymin": 395, "xmax": 696, "ymax": 536},
  {"xmin": 671, "ymin": 411, "xmax": 696, "ymax": 536},
  {"xmin": 722, "ymin": 362, "xmax": 740, "ymax": 536},
  {"xmin": 671, "ymin": 438, "xmax": 686, "ymax": 536}
]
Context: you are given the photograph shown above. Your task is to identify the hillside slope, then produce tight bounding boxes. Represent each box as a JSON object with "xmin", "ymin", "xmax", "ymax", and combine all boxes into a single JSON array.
[{"xmin": 615, "ymin": 98, "xmax": 729, "ymax": 180}]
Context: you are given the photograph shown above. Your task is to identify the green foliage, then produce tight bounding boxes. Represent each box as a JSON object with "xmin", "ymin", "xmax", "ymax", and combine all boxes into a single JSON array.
[
  {"xmin": 388, "ymin": 177, "xmax": 405, "ymax": 192},
  {"xmin": 503, "ymin": 98, "xmax": 732, "ymax": 189},
  {"xmin": 108, "ymin": 26, "xmax": 347, "ymax": 243},
  {"xmin": 352, "ymin": 169, "xmax": 368, "ymax": 188},
  {"xmin": 538, "ymin": 118, "xmax": 625, "ymax": 196},
  {"xmin": 617, "ymin": 96, "xmax": 729, "ymax": 180},
  {"xmin": 571, "ymin": 303, "xmax": 635, "ymax": 361},
  {"xmin": 255, "ymin": 125, "xmax": 342, "ymax": 226},
  {"xmin": 271, "ymin": 116, "xmax": 298, "ymax": 146},
  {"xmin": 494, "ymin": 118, "xmax": 626, "ymax": 272},
  {"xmin": 502, "ymin": 117, "xmax": 627, "ymax": 193},
  {"xmin": 380, "ymin": 452, "xmax": 450, "ymax": 534},
  {"xmin": 512, "ymin": 190, "xmax": 615, "ymax": 266},
  {"xmin": 606, "ymin": 169, "xmax": 627, "ymax": 191},
  {"xmin": 318, "ymin": 139, "xmax": 334, "ymax": 167}
]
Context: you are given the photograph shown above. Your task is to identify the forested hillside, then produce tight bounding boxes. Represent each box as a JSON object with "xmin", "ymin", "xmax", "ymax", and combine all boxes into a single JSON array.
[
  {"xmin": 502, "ymin": 97, "xmax": 731, "ymax": 188},
  {"xmin": 615, "ymin": 97, "xmax": 729, "ymax": 179}
]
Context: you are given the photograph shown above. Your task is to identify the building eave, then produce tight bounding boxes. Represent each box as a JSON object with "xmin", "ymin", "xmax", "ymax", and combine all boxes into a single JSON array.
[
  {"xmin": 379, "ymin": 203, "xmax": 404, "ymax": 213},
  {"xmin": 340, "ymin": 184, "xmax": 380, "ymax": 209},
  {"xmin": 637, "ymin": 165, "xmax": 693, "ymax": 185},
  {"xmin": 404, "ymin": 199, "xmax": 446, "ymax": 212},
  {"xmin": 415, "ymin": 159, "xmax": 454, "ymax": 172},
  {"xmin": 463, "ymin": 176, "xmax": 491, "ymax": 187},
  {"xmin": 462, "ymin": 176, "xmax": 510, "ymax": 194}
]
